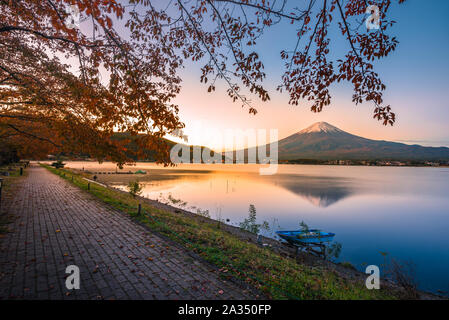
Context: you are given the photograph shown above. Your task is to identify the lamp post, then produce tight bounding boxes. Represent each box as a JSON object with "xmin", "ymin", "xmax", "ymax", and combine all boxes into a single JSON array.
[{"xmin": 0, "ymin": 178, "xmax": 3, "ymax": 212}]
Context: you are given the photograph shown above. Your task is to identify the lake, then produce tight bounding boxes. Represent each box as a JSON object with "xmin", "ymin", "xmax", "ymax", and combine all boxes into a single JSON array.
[{"xmin": 64, "ymin": 161, "xmax": 449, "ymax": 294}]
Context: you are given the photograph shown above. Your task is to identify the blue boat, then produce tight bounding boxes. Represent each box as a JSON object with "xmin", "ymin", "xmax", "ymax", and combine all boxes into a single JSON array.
[{"xmin": 276, "ymin": 229, "xmax": 335, "ymax": 245}]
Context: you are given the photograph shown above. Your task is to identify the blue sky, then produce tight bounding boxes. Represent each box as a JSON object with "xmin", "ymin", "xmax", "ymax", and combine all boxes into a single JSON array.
[{"xmin": 170, "ymin": 0, "xmax": 449, "ymax": 148}]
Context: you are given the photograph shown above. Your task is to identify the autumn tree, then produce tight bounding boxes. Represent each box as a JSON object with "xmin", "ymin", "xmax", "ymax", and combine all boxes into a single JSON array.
[{"xmin": 0, "ymin": 0, "xmax": 404, "ymax": 164}]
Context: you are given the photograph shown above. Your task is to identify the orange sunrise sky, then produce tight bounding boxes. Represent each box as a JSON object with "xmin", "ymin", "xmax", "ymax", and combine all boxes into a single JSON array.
[{"xmin": 166, "ymin": 0, "xmax": 449, "ymax": 151}]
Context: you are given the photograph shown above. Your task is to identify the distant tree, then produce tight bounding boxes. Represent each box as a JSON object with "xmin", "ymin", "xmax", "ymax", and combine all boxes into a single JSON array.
[{"xmin": 1, "ymin": 0, "xmax": 404, "ymax": 164}]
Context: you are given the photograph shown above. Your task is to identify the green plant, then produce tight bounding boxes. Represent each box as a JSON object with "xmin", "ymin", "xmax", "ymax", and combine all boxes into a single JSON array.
[
  {"xmin": 299, "ymin": 221, "xmax": 310, "ymax": 233},
  {"xmin": 196, "ymin": 208, "xmax": 210, "ymax": 218},
  {"xmin": 127, "ymin": 180, "xmax": 143, "ymax": 199},
  {"xmin": 239, "ymin": 204, "xmax": 270, "ymax": 235},
  {"xmin": 167, "ymin": 194, "xmax": 187, "ymax": 207},
  {"xmin": 51, "ymin": 159, "xmax": 65, "ymax": 168},
  {"xmin": 326, "ymin": 242, "xmax": 342, "ymax": 261}
]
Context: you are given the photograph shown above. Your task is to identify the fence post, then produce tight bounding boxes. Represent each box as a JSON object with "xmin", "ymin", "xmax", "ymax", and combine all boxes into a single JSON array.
[
  {"xmin": 138, "ymin": 203, "xmax": 141, "ymax": 216},
  {"xmin": 20, "ymin": 167, "xmax": 23, "ymax": 176},
  {"xmin": 88, "ymin": 182, "xmax": 90, "ymax": 190}
]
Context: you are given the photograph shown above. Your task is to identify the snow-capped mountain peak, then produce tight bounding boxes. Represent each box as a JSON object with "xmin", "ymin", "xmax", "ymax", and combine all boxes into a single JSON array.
[{"xmin": 298, "ymin": 122, "xmax": 344, "ymax": 134}]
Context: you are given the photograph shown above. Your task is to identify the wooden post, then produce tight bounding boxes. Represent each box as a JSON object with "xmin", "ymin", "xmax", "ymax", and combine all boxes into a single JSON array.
[
  {"xmin": 20, "ymin": 167, "xmax": 23, "ymax": 176},
  {"xmin": 138, "ymin": 203, "xmax": 142, "ymax": 216},
  {"xmin": 88, "ymin": 182, "xmax": 90, "ymax": 190},
  {"xmin": 71, "ymin": 175, "xmax": 74, "ymax": 181}
]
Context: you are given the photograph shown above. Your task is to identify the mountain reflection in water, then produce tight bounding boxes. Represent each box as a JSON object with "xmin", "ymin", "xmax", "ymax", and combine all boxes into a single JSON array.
[
  {"xmin": 272, "ymin": 175, "xmax": 355, "ymax": 207},
  {"xmin": 103, "ymin": 169, "xmax": 356, "ymax": 208}
]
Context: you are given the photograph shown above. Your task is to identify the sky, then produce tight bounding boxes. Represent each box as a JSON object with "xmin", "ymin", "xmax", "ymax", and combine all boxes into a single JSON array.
[{"xmin": 164, "ymin": 0, "xmax": 449, "ymax": 150}]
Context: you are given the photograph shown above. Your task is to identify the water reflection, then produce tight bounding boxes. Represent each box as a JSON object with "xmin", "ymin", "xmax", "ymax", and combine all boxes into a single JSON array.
[
  {"xmin": 272, "ymin": 175, "xmax": 356, "ymax": 207},
  {"xmin": 63, "ymin": 161, "xmax": 449, "ymax": 294},
  {"xmin": 107, "ymin": 170, "xmax": 357, "ymax": 208}
]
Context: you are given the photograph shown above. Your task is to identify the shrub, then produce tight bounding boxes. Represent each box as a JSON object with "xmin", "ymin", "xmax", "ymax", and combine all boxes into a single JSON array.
[
  {"xmin": 239, "ymin": 204, "xmax": 269, "ymax": 235},
  {"xmin": 51, "ymin": 160, "xmax": 65, "ymax": 168},
  {"xmin": 127, "ymin": 180, "xmax": 143, "ymax": 198}
]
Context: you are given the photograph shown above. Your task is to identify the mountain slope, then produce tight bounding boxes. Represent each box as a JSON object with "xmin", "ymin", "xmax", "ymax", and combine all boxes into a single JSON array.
[
  {"xmin": 277, "ymin": 122, "xmax": 449, "ymax": 160},
  {"xmin": 234, "ymin": 122, "xmax": 449, "ymax": 161}
]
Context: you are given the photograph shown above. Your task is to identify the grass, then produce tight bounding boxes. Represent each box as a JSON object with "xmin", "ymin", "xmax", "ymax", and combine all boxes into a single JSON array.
[
  {"xmin": 0, "ymin": 164, "xmax": 28, "ymax": 235},
  {"xmin": 340, "ymin": 261, "xmax": 357, "ymax": 271},
  {"xmin": 42, "ymin": 164, "xmax": 397, "ymax": 300}
]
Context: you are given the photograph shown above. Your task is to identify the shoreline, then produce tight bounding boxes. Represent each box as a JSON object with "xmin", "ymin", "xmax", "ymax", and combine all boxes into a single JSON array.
[
  {"xmin": 106, "ymin": 183, "xmax": 445, "ymax": 300},
  {"xmin": 52, "ymin": 164, "xmax": 445, "ymax": 299},
  {"xmin": 37, "ymin": 159, "xmax": 449, "ymax": 169}
]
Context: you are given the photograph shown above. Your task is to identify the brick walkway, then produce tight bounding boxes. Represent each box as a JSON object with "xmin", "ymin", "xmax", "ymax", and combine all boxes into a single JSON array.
[{"xmin": 0, "ymin": 166, "xmax": 256, "ymax": 300}]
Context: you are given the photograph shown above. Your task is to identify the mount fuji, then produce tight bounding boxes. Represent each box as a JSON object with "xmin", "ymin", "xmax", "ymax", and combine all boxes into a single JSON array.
[
  {"xmin": 236, "ymin": 122, "xmax": 449, "ymax": 161},
  {"xmin": 275, "ymin": 122, "xmax": 449, "ymax": 160}
]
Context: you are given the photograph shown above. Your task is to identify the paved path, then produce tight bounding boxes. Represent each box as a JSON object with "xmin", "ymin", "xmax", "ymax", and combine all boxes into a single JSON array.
[{"xmin": 0, "ymin": 166, "xmax": 255, "ymax": 300}]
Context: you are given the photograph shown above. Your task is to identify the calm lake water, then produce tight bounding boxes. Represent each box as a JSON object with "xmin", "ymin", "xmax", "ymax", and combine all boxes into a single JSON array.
[{"xmin": 65, "ymin": 161, "xmax": 449, "ymax": 294}]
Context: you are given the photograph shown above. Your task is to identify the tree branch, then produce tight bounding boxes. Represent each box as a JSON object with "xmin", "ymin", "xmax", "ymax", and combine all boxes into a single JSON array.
[{"xmin": 6, "ymin": 124, "xmax": 61, "ymax": 147}]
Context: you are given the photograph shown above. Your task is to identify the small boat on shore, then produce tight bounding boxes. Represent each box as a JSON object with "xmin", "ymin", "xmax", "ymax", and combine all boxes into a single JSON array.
[{"xmin": 276, "ymin": 229, "xmax": 335, "ymax": 245}]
